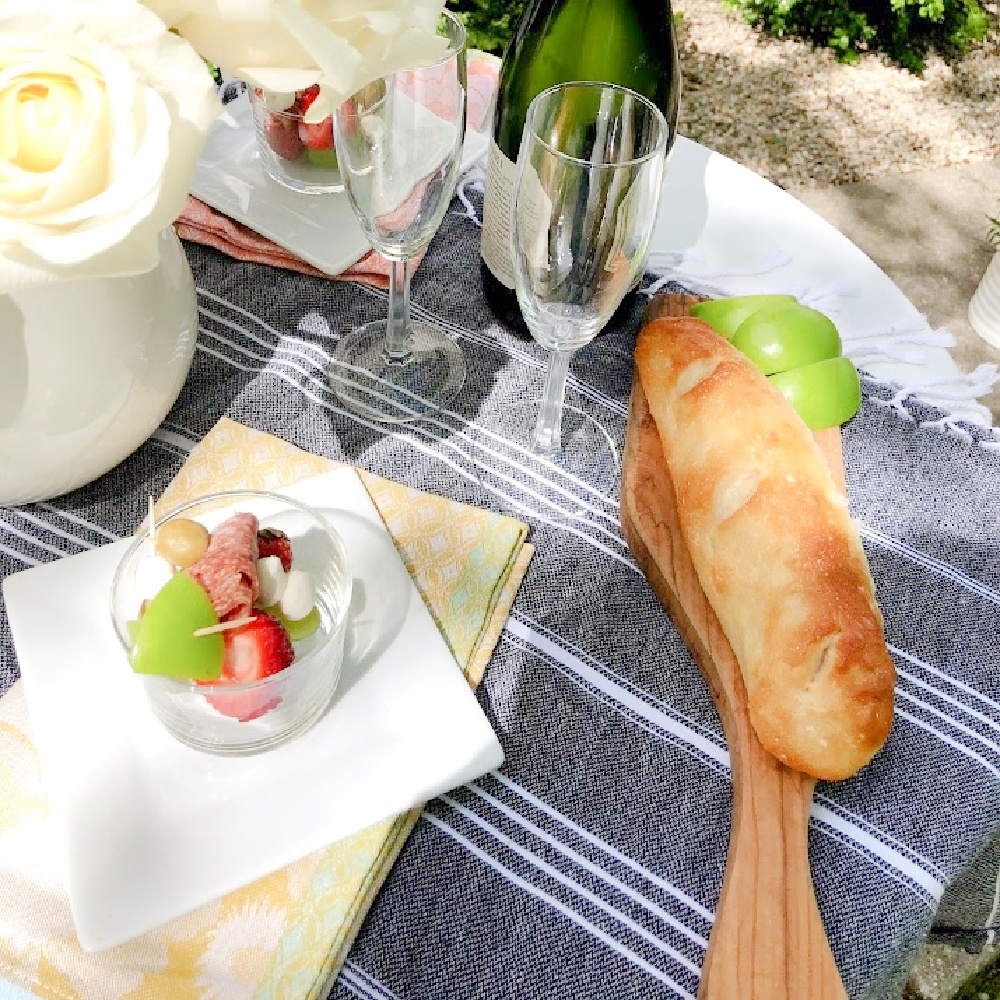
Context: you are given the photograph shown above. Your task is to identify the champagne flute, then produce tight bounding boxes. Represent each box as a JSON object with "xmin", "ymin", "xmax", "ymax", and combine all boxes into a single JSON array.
[
  {"xmin": 512, "ymin": 81, "xmax": 670, "ymax": 481},
  {"xmin": 328, "ymin": 11, "xmax": 467, "ymax": 423}
]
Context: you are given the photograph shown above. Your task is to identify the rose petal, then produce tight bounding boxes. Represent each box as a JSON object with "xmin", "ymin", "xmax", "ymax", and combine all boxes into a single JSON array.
[
  {"xmin": 23, "ymin": 89, "xmax": 170, "ymax": 265},
  {"xmin": 0, "ymin": 0, "xmax": 220, "ymax": 294},
  {"xmin": 154, "ymin": 0, "xmax": 450, "ymax": 107},
  {"xmin": 154, "ymin": 14, "xmax": 312, "ymax": 76},
  {"xmin": 238, "ymin": 67, "xmax": 320, "ymax": 95},
  {"xmin": 272, "ymin": 0, "xmax": 363, "ymax": 99}
]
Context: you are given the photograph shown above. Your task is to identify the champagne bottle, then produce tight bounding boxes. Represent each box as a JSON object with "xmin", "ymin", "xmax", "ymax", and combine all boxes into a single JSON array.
[{"xmin": 479, "ymin": 0, "xmax": 681, "ymax": 327}]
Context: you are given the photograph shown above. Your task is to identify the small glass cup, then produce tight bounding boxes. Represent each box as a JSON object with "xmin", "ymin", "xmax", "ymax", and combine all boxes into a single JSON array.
[
  {"xmin": 247, "ymin": 86, "xmax": 345, "ymax": 194},
  {"xmin": 110, "ymin": 490, "xmax": 352, "ymax": 755}
]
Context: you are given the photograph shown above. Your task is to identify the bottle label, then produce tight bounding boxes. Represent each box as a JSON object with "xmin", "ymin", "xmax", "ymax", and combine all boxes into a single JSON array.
[
  {"xmin": 480, "ymin": 137, "xmax": 518, "ymax": 290},
  {"xmin": 516, "ymin": 161, "xmax": 553, "ymax": 280}
]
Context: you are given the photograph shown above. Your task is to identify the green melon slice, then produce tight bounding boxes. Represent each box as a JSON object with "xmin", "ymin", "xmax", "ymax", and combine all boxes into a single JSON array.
[
  {"xmin": 129, "ymin": 572, "xmax": 224, "ymax": 681},
  {"xmin": 304, "ymin": 146, "xmax": 339, "ymax": 168},
  {"xmin": 689, "ymin": 294, "xmax": 797, "ymax": 340}
]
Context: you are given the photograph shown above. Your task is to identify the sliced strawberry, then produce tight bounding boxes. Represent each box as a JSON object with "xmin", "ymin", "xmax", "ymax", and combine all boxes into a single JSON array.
[
  {"xmin": 257, "ymin": 527, "xmax": 293, "ymax": 572},
  {"xmin": 222, "ymin": 611, "xmax": 293, "ymax": 681},
  {"xmin": 263, "ymin": 109, "xmax": 302, "ymax": 160},
  {"xmin": 298, "ymin": 116, "xmax": 334, "ymax": 151},
  {"xmin": 296, "ymin": 84, "xmax": 320, "ymax": 114},
  {"xmin": 200, "ymin": 611, "xmax": 294, "ymax": 721}
]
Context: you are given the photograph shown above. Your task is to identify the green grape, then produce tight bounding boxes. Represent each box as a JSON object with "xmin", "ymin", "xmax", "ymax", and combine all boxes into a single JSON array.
[{"xmin": 261, "ymin": 604, "xmax": 322, "ymax": 642}]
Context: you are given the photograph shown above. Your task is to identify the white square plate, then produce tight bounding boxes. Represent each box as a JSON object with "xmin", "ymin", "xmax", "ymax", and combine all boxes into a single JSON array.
[
  {"xmin": 3, "ymin": 469, "xmax": 504, "ymax": 952},
  {"xmin": 190, "ymin": 91, "xmax": 489, "ymax": 276}
]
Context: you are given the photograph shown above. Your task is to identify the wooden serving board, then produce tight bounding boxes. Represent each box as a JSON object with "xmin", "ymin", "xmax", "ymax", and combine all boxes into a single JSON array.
[{"xmin": 621, "ymin": 300, "xmax": 848, "ymax": 1000}]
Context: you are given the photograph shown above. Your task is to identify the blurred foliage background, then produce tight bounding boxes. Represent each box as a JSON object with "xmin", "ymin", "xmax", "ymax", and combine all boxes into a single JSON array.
[
  {"xmin": 445, "ymin": 0, "xmax": 991, "ymax": 71},
  {"xmin": 445, "ymin": 0, "xmax": 529, "ymax": 54}
]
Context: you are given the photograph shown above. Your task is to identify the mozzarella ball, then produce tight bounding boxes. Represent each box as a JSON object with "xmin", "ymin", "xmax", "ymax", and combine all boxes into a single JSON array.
[
  {"xmin": 280, "ymin": 569, "xmax": 315, "ymax": 621},
  {"xmin": 132, "ymin": 554, "xmax": 174, "ymax": 607},
  {"xmin": 256, "ymin": 555, "xmax": 287, "ymax": 607}
]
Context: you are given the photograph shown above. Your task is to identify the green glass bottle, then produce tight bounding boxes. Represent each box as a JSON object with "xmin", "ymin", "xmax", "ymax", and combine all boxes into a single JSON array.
[{"xmin": 479, "ymin": 0, "xmax": 681, "ymax": 326}]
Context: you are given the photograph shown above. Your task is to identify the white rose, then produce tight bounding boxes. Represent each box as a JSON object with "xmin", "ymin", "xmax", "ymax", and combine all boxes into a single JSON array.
[
  {"xmin": 0, "ymin": 0, "xmax": 221, "ymax": 294},
  {"xmin": 145, "ymin": 0, "xmax": 448, "ymax": 122}
]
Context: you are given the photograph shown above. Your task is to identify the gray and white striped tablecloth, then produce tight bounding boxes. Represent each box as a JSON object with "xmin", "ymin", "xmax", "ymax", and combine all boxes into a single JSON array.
[{"xmin": 3, "ymin": 197, "xmax": 1000, "ymax": 1000}]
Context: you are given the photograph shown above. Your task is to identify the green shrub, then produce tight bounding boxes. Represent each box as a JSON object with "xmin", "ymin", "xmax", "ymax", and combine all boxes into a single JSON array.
[
  {"xmin": 446, "ymin": 0, "xmax": 529, "ymax": 55},
  {"xmin": 726, "ymin": 0, "xmax": 990, "ymax": 70},
  {"xmin": 447, "ymin": 0, "xmax": 990, "ymax": 73}
]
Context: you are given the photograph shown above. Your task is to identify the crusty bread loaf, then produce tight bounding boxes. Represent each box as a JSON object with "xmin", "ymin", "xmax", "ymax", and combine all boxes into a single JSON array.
[{"xmin": 632, "ymin": 315, "xmax": 895, "ymax": 780}]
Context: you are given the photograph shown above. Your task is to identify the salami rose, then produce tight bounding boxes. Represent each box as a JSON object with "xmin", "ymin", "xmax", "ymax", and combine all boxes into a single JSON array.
[{"xmin": 186, "ymin": 512, "xmax": 260, "ymax": 619}]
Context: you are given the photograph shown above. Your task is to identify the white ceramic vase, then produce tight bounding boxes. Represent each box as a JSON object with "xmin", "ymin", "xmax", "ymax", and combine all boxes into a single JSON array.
[
  {"xmin": 0, "ymin": 229, "xmax": 198, "ymax": 506},
  {"xmin": 969, "ymin": 251, "xmax": 1000, "ymax": 351}
]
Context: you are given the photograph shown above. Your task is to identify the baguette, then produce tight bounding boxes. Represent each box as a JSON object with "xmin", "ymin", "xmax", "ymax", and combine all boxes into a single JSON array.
[{"xmin": 632, "ymin": 315, "xmax": 895, "ymax": 780}]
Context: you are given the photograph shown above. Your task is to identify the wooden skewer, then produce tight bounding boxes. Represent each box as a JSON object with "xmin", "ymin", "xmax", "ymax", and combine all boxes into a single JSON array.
[{"xmin": 193, "ymin": 616, "xmax": 254, "ymax": 637}]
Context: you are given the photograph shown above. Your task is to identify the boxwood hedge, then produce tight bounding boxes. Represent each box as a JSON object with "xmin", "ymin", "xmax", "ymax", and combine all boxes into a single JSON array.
[{"xmin": 445, "ymin": 0, "xmax": 991, "ymax": 72}]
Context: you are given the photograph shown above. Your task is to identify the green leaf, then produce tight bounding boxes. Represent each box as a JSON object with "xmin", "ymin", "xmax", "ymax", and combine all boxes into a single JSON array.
[{"xmin": 987, "ymin": 214, "xmax": 1000, "ymax": 249}]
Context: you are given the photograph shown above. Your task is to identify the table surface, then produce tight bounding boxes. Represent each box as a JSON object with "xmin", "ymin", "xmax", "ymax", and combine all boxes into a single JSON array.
[
  {"xmin": 3, "ymin": 139, "xmax": 1000, "ymax": 1000},
  {"xmin": 654, "ymin": 138, "xmax": 969, "ymax": 413}
]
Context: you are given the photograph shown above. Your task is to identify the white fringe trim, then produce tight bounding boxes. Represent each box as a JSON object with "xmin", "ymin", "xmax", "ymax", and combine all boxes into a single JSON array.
[
  {"xmin": 645, "ymin": 247, "xmax": 869, "ymax": 315},
  {"xmin": 454, "ymin": 163, "xmax": 486, "ymax": 228},
  {"xmin": 644, "ymin": 253, "xmax": 1000, "ymax": 441},
  {"xmin": 869, "ymin": 366, "xmax": 1000, "ymax": 432}
]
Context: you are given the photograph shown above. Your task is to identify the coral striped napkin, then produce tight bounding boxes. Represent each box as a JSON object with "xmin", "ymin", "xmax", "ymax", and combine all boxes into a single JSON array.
[{"xmin": 176, "ymin": 53, "xmax": 499, "ymax": 288}]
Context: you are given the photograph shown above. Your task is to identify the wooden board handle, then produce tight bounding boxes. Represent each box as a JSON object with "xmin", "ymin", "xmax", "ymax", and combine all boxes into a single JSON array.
[
  {"xmin": 622, "ymin": 387, "xmax": 847, "ymax": 1000},
  {"xmin": 699, "ymin": 690, "xmax": 845, "ymax": 1000}
]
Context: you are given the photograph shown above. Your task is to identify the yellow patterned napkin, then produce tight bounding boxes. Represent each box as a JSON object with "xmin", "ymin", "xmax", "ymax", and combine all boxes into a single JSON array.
[{"xmin": 0, "ymin": 417, "xmax": 532, "ymax": 1000}]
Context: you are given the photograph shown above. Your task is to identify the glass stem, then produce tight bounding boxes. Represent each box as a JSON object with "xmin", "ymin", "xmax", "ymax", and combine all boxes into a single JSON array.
[
  {"xmin": 384, "ymin": 257, "xmax": 412, "ymax": 363},
  {"xmin": 532, "ymin": 349, "xmax": 572, "ymax": 457}
]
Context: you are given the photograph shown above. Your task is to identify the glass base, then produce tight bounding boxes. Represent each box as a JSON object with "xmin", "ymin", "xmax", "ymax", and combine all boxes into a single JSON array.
[
  {"xmin": 259, "ymin": 160, "xmax": 345, "ymax": 195},
  {"xmin": 328, "ymin": 319, "xmax": 467, "ymax": 422},
  {"xmin": 485, "ymin": 400, "xmax": 621, "ymax": 496}
]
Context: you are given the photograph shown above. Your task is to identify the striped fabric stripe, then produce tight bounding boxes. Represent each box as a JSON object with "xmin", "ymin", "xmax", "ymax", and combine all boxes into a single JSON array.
[{"xmin": 5, "ymin": 213, "xmax": 1000, "ymax": 1000}]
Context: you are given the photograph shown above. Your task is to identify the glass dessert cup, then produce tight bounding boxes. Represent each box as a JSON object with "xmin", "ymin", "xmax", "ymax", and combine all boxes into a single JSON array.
[
  {"xmin": 247, "ymin": 86, "xmax": 345, "ymax": 194},
  {"xmin": 110, "ymin": 491, "xmax": 352, "ymax": 756}
]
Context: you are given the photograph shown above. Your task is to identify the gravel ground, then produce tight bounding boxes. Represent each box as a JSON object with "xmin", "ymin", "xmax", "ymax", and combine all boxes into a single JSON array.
[{"xmin": 673, "ymin": 0, "xmax": 1000, "ymax": 188}]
